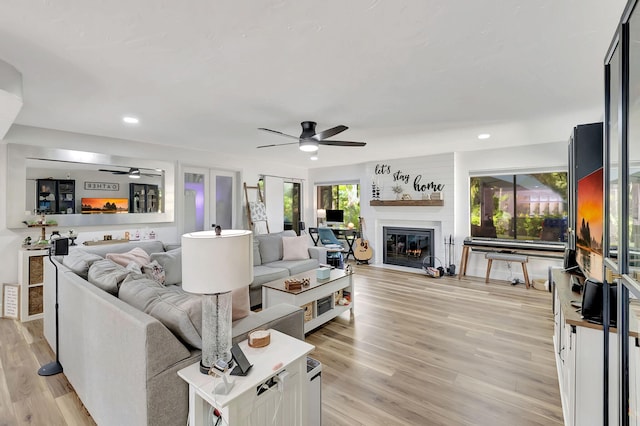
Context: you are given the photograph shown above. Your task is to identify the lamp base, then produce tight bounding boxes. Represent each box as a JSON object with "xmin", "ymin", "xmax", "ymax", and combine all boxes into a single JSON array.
[
  {"xmin": 38, "ymin": 361, "xmax": 63, "ymax": 376},
  {"xmin": 201, "ymin": 291, "xmax": 233, "ymax": 374},
  {"xmin": 200, "ymin": 359, "xmax": 234, "ymax": 375}
]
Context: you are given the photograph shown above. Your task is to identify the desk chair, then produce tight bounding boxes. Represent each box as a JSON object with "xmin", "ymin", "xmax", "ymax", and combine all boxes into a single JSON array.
[
  {"xmin": 308, "ymin": 227, "xmax": 319, "ymax": 246},
  {"xmin": 318, "ymin": 228, "xmax": 346, "ymax": 268}
]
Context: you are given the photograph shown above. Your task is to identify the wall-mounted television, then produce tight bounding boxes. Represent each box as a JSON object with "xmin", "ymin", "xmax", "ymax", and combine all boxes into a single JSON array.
[
  {"xmin": 325, "ymin": 209, "xmax": 344, "ymax": 225},
  {"xmin": 81, "ymin": 198, "xmax": 129, "ymax": 214},
  {"xmin": 575, "ymin": 167, "xmax": 604, "ymax": 282}
]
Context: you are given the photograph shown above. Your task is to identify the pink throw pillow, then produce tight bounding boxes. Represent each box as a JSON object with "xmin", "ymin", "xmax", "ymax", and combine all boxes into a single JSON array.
[
  {"xmin": 282, "ymin": 235, "xmax": 310, "ymax": 261},
  {"xmin": 106, "ymin": 247, "xmax": 151, "ymax": 268},
  {"xmin": 232, "ymin": 286, "xmax": 250, "ymax": 321}
]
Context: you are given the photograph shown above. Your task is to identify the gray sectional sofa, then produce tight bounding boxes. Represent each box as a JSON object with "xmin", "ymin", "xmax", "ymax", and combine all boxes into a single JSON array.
[
  {"xmin": 251, "ymin": 230, "xmax": 327, "ymax": 307},
  {"xmin": 43, "ymin": 239, "xmax": 306, "ymax": 426}
]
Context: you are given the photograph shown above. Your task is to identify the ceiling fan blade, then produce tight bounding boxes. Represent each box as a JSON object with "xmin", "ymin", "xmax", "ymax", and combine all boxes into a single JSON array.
[
  {"xmin": 257, "ymin": 142, "xmax": 300, "ymax": 149},
  {"xmin": 312, "ymin": 125, "xmax": 348, "ymax": 141},
  {"xmin": 318, "ymin": 140, "xmax": 366, "ymax": 147},
  {"xmin": 258, "ymin": 128, "xmax": 300, "ymax": 141},
  {"xmin": 98, "ymin": 168, "xmax": 128, "ymax": 174}
]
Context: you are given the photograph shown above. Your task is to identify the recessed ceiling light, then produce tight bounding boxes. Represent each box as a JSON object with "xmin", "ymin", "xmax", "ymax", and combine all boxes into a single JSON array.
[
  {"xmin": 123, "ymin": 116, "xmax": 139, "ymax": 124},
  {"xmin": 478, "ymin": 133, "xmax": 491, "ymax": 140}
]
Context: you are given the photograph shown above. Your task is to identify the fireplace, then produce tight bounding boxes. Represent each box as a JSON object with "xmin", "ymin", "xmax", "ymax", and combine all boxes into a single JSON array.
[{"xmin": 383, "ymin": 226, "xmax": 435, "ymax": 269}]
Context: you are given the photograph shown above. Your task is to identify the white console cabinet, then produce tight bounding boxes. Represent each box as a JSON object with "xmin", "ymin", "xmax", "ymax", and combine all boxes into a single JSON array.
[{"xmin": 552, "ymin": 269, "xmax": 639, "ymax": 425}]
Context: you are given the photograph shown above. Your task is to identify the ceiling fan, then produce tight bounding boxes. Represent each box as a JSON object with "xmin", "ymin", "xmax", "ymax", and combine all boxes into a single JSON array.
[
  {"xmin": 257, "ymin": 121, "xmax": 366, "ymax": 152},
  {"xmin": 98, "ymin": 167, "xmax": 161, "ymax": 179}
]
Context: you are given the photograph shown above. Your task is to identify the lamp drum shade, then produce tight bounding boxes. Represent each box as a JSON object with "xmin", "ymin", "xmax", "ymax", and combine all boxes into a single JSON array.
[{"xmin": 181, "ymin": 230, "xmax": 253, "ymax": 294}]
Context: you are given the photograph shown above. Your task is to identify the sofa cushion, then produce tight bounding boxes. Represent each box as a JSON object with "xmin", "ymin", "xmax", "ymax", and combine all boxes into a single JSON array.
[
  {"xmin": 87, "ymin": 259, "xmax": 130, "ymax": 295},
  {"xmin": 250, "ymin": 265, "xmax": 290, "ymax": 287},
  {"xmin": 267, "ymin": 259, "xmax": 320, "ymax": 275},
  {"xmin": 119, "ymin": 275, "xmax": 203, "ymax": 349},
  {"xmin": 282, "ymin": 235, "xmax": 311, "ymax": 261},
  {"xmin": 107, "ymin": 247, "xmax": 151, "ymax": 267},
  {"xmin": 150, "ymin": 248, "xmax": 182, "ymax": 285},
  {"xmin": 62, "ymin": 249, "xmax": 104, "ymax": 279},
  {"xmin": 253, "ymin": 238, "xmax": 262, "ymax": 266},
  {"xmin": 232, "ymin": 286, "xmax": 250, "ymax": 321},
  {"xmin": 78, "ymin": 240, "xmax": 165, "ymax": 258},
  {"xmin": 256, "ymin": 233, "xmax": 283, "ymax": 264}
]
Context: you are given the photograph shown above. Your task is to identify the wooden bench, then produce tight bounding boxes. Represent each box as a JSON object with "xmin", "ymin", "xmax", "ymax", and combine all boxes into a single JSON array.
[{"xmin": 485, "ymin": 252, "xmax": 530, "ymax": 288}]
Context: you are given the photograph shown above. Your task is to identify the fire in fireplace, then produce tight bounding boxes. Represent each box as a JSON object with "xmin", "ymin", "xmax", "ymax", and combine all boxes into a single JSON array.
[{"xmin": 383, "ymin": 226, "xmax": 435, "ymax": 269}]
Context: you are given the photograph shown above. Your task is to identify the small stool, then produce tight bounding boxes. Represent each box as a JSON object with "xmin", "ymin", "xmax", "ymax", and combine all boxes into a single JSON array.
[{"xmin": 485, "ymin": 252, "xmax": 530, "ymax": 288}]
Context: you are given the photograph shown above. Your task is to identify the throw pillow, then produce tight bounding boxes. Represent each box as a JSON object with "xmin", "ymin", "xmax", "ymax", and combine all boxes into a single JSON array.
[
  {"xmin": 150, "ymin": 248, "xmax": 182, "ymax": 285},
  {"xmin": 282, "ymin": 235, "xmax": 310, "ymax": 261},
  {"xmin": 87, "ymin": 259, "xmax": 130, "ymax": 295},
  {"xmin": 119, "ymin": 274, "xmax": 203, "ymax": 349},
  {"xmin": 252, "ymin": 238, "xmax": 261, "ymax": 266},
  {"xmin": 106, "ymin": 247, "xmax": 151, "ymax": 267},
  {"xmin": 232, "ymin": 286, "xmax": 250, "ymax": 321},
  {"xmin": 142, "ymin": 260, "xmax": 166, "ymax": 285},
  {"xmin": 257, "ymin": 233, "xmax": 284, "ymax": 264},
  {"xmin": 62, "ymin": 250, "xmax": 104, "ymax": 279}
]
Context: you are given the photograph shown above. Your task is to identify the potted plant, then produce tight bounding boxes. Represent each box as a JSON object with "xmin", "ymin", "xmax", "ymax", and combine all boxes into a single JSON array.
[{"xmin": 391, "ymin": 184, "xmax": 404, "ymax": 200}]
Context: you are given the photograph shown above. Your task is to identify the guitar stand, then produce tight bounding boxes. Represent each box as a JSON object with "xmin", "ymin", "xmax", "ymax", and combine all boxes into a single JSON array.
[{"xmin": 356, "ymin": 259, "xmax": 369, "ymax": 265}]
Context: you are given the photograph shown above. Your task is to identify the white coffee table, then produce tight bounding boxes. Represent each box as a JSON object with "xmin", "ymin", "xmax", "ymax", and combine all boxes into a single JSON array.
[{"xmin": 262, "ymin": 269, "xmax": 354, "ymax": 333}]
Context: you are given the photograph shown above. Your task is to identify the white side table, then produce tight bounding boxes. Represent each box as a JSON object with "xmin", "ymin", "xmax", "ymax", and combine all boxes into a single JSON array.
[{"xmin": 178, "ymin": 329, "xmax": 314, "ymax": 426}]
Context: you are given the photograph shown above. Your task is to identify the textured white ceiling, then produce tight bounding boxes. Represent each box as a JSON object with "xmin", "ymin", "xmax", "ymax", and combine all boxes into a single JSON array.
[{"xmin": 0, "ymin": 0, "xmax": 627, "ymax": 168}]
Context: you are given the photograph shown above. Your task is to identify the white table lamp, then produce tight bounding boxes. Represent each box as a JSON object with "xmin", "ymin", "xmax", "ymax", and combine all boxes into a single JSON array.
[
  {"xmin": 182, "ymin": 229, "xmax": 253, "ymax": 374},
  {"xmin": 317, "ymin": 209, "xmax": 326, "ymax": 226}
]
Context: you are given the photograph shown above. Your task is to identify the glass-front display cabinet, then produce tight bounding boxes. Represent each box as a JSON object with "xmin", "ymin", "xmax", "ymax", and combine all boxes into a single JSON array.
[{"xmin": 604, "ymin": 1, "xmax": 640, "ymax": 424}]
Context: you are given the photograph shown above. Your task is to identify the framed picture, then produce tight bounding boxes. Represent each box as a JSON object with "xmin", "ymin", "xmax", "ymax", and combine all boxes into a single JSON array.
[
  {"xmin": 81, "ymin": 198, "xmax": 129, "ymax": 214},
  {"xmin": 2, "ymin": 284, "xmax": 20, "ymax": 319}
]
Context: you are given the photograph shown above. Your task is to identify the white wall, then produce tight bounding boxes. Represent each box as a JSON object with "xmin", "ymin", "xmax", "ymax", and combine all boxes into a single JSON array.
[
  {"xmin": 308, "ymin": 141, "xmax": 568, "ymax": 282},
  {"xmin": 310, "ymin": 153, "xmax": 455, "ymax": 266},
  {"xmin": 0, "ymin": 123, "xmax": 569, "ymax": 303},
  {"xmin": 0, "ymin": 124, "xmax": 308, "ymax": 289}
]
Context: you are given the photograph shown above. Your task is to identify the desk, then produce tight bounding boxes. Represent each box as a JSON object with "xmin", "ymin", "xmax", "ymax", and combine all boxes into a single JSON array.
[
  {"xmin": 309, "ymin": 227, "xmax": 358, "ymax": 260},
  {"xmin": 178, "ymin": 330, "xmax": 314, "ymax": 426}
]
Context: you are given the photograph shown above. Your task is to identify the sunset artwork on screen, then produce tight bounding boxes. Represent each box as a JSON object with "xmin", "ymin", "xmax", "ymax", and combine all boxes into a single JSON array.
[
  {"xmin": 576, "ymin": 167, "xmax": 603, "ymax": 281},
  {"xmin": 81, "ymin": 198, "xmax": 129, "ymax": 214}
]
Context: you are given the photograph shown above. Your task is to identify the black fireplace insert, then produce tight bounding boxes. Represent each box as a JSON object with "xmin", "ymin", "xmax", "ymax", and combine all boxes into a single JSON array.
[{"xmin": 383, "ymin": 226, "xmax": 435, "ymax": 269}]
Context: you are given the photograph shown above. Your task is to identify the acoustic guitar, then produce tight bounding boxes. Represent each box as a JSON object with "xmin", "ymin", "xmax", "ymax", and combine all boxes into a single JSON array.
[{"xmin": 354, "ymin": 216, "xmax": 373, "ymax": 263}]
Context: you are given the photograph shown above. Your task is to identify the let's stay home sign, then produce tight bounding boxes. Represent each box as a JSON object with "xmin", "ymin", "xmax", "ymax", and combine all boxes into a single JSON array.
[{"xmin": 374, "ymin": 163, "xmax": 445, "ymax": 192}]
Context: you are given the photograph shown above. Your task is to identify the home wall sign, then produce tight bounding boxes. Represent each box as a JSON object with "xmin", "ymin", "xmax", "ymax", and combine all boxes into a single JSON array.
[
  {"xmin": 84, "ymin": 182, "xmax": 120, "ymax": 191},
  {"xmin": 373, "ymin": 163, "xmax": 445, "ymax": 193}
]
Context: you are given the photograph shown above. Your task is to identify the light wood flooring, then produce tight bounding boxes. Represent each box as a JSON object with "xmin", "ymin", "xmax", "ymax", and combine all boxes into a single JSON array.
[{"xmin": 0, "ymin": 264, "xmax": 562, "ymax": 425}]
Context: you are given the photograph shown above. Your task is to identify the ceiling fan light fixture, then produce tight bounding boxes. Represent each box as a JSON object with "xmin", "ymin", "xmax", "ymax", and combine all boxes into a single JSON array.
[
  {"xmin": 310, "ymin": 154, "xmax": 318, "ymax": 161},
  {"xmin": 299, "ymin": 140, "xmax": 318, "ymax": 152},
  {"xmin": 128, "ymin": 168, "xmax": 141, "ymax": 179}
]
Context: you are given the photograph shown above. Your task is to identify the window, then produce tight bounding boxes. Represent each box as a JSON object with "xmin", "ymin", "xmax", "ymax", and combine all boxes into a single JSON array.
[
  {"xmin": 316, "ymin": 184, "xmax": 360, "ymax": 226},
  {"xmin": 470, "ymin": 172, "xmax": 568, "ymax": 241},
  {"xmin": 284, "ymin": 181, "xmax": 301, "ymax": 234}
]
